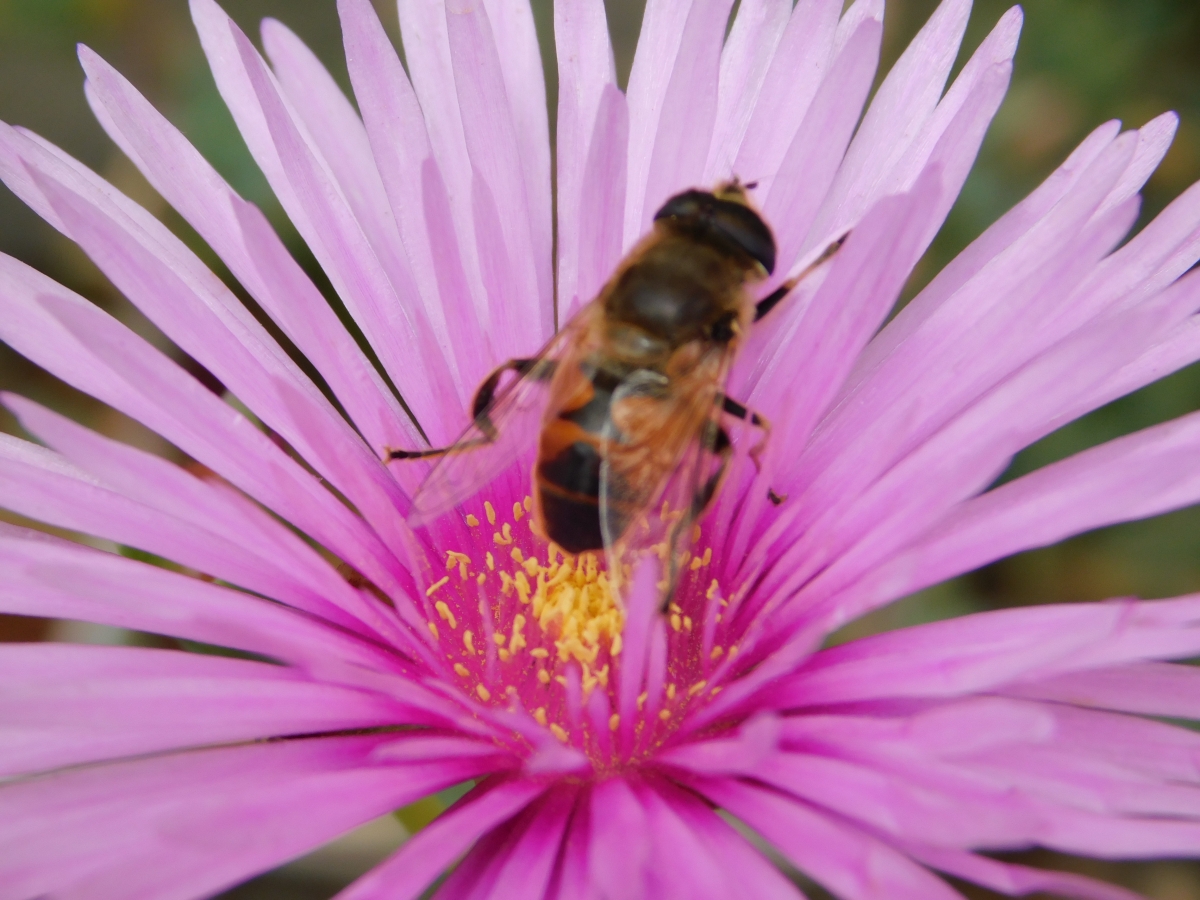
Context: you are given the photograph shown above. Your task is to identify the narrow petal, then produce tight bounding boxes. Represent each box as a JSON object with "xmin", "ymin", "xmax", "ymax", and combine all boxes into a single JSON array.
[
  {"xmin": 79, "ymin": 48, "xmax": 419, "ymax": 458},
  {"xmin": 697, "ymin": 777, "xmax": 963, "ymax": 900},
  {"xmin": 446, "ymin": 0, "xmax": 552, "ymax": 350},
  {"xmin": 639, "ymin": 0, "xmax": 736, "ymax": 236},
  {"xmin": 335, "ymin": 777, "xmax": 547, "ymax": 900},
  {"xmin": 0, "ymin": 432, "xmax": 367, "ymax": 632},
  {"xmin": 702, "ymin": 0, "xmax": 792, "ymax": 183},
  {"xmin": 587, "ymin": 777, "xmax": 651, "ymax": 899},
  {"xmin": 0, "ymin": 644, "xmax": 410, "ymax": 776},
  {"xmin": 190, "ymin": 0, "xmax": 461, "ymax": 441},
  {"xmin": 0, "ymin": 735, "xmax": 486, "ymax": 900},
  {"xmin": 555, "ymin": 0, "xmax": 616, "ymax": 315},
  {"xmin": 338, "ymin": 0, "xmax": 491, "ymax": 393},
  {"xmin": 1005, "ymin": 661, "xmax": 1200, "ymax": 721},
  {"xmin": 574, "ymin": 84, "xmax": 629, "ymax": 316},
  {"xmin": 0, "ymin": 254, "xmax": 423, "ymax": 634}
]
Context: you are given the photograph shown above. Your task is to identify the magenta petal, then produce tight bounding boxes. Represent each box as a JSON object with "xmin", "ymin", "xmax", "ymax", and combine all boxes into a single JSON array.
[
  {"xmin": 0, "ymin": 735, "xmax": 485, "ymax": 900},
  {"xmin": 1005, "ymin": 661, "xmax": 1200, "ymax": 720},
  {"xmin": 697, "ymin": 777, "xmax": 963, "ymax": 900},
  {"xmin": 0, "ymin": 644, "xmax": 411, "ymax": 776},
  {"xmin": 335, "ymin": 777, "xmax": 546, "ymax": 900},
  {"xmin": 573, "ymin": 84, "xmax": 629, "ymax": 317},
  {"xmin": 587, "ymin": 777, "xmax": 651, "ymax": 900}
]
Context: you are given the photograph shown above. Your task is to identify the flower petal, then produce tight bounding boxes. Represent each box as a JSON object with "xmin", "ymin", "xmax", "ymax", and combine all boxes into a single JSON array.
[
  {"xmin": 1005, "ymin": 661, "xmax": 1200, "ymax": 721},
  {"xmin": 573, "ymin": 84, "xmax": 629, "ymax": 317},
  {"xmin": 0, "ymin": 735, "xmax": 485, "ymax": 900},
  {"xmin": 0, "ymin": 644, "xmax": 410, "ymax": 777},
  {"xmin": 335, "ymin": 777, "xmax": 547, "ymax": 900}
]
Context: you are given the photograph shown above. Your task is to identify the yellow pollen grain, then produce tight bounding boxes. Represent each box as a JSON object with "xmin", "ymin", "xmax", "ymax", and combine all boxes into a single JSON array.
[
  {"xmin": 524, "ymin": 496, "xmax": 533, "ymax": 513},
  {"xmin": 476, "ymin": 685, "xmax": 491, "ymax": 702},
  {"xmin": 446, "ymin": 550, "xmax": 471, "ymax": 571},
  {"xmin": 549, "ymin": 724, "xmax": 569, "ymax": 743},
  {"xmin": 659, "ymin": 709, "xmax": 671, "ymax": 721},
  {"xmin": 534, "ymin": 707, "xmax": 547, "ymax": 725},
  {"xmin": 670, "ymin": 613, "xmax": 682, "ymax": 632},
  {"xmin": 637, "ymin": 691, "xmax": 648, "ymax": 711},
  {"xmin": 530, "ymin": 648, "xmax": 549, "ymax": 659},
  {"xmin": 513, "ymin": 501, "xmax": 525, "ymax": 521},
  {"xmin": 611, "ymin": 633, "xmax": 623, "ymax": 656},
  {"xmin": 667, "ymin": 683, "xmax": 677, "ymax": 701},
  {"xmin": 466, "ymin": 514, "xmax": 480, "ymax": 527},
  {"xmin": 477, "ymin": 573, "xmax": 486, "ymax": 585},
  {"xmin": 609, "ymin": 714, "xmax": 620, "ymax": 731},
  {"xmin": 688, "ymin": 681, "xmax": 708, "ymax": 697},
  {"xmin": 538, "ymin": 669, "xmax": 551, "ymax": 684},
  {"xmin": 555, "ymin": 675, "xmax": 568, "ymax": 688},
  {"xmin": 511, "ymin": 547, "xmax": 525, "ymax": 564},
  {"xmin": 596, "ymin": 665, "xmax": 609, "ymax": 688},
  {"xmin": 706, "ymin": 579, "xmax": 720, "ymax": 601},
  {"xmin": 498, "ymin": 648, "xmax": 511, "ymax": 662},
  {"xmin": 464, "ymin": 631, "xmax": 476, "ymax": 655},
  {"xmin": 493, "ymin": 633, "xmax": 507, "ymax": 646},
  {"xmin": 435, "ymin": 601, "xmax": 458, "ymax": 630},
  {"xmin": 485, "ymin": 501, "xmax": 497, "ymax": 525},
  {"xmin": 486, "ymin": 552, "xmax": 495, "ymax": 571},
  {"xmin": 453, "ymin": 663, "xmax": 470, "ymax": 678},
  {"xmin": 427, "ymin": 622, "xmax": 439, "ymax": 640},
  {"xmin": 684, "ymin": 616, "xmax": 693, "ymax": 632},
  {"xmin": 692, "ymin": 524, "xmax": 702, "ymax": 542},
  {"xmin": 711, "ymin": 646, "xmax": 725, "ymax": 660},
  {"xmin": 728, "ymin": 645, "xmax": 739, "ymax": 661},
  {"xmin": 425, "ymin": 576, "xmax": 450, "ymax": 597},
  {"xmin": 669, "ymin": 603, "xmax": 682, "ymax": 614}
]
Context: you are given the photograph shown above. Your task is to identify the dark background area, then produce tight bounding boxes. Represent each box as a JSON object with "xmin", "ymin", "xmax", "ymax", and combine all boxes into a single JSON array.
[{"xmin": 1, "ymin": 0, "xmax": 1199, "ymax": 896}]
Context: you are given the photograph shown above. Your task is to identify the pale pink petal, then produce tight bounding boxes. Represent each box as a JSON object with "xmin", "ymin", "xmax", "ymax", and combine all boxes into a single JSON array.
[
  {"xmin": 850, "ymin": 404, "xmax": 1200, "ymax": 612},
  {"xmin": 190, "ymin": 0, "xmax": 461, "ymax": 442},
  {"xmin": 0, "ymin": 644, "xmax": 411, "ymax": 776},
  {"xmin": 335, "ymin": 777, "xmax": 547, "ymax": 900},
  {"xmin": 808, "ymin": 0, "xmax": 971, "ymax": 240},
  {"xmin": 1, "ymin": 394, "xmax": 384, "ymax": 629},
  {"xmin": 902, "ymin": 842, "xmax": 1147, "ymax": 900},
  {"xmin": 586, "ymin": 777, "xmax": 651, "ymax": 899},
  {"xmin": 697, "ymin": 777, "xmax": 964, "ymax": 900},
  {"xmin": 732, "ymin": 0, "xmax": 845, "ymax": 197},
  {"xmin": 0, "ymin": 432, "xmax": 369, "ymax": 632},
  {"xmin": 702, "ymin": 0, "xmax": 792, "ymax": 183},
  {"xmin": 4, "ymin": 123, "xmax": 416, "ymax": 552},
  {"xmin": 639, "ymin": 0, "xmax": 736, "ymax": 238},
  {"xmin": 0, "ymin": 523, "xmax": 399, "ymax": 673},
  {"xmin": 554, "ymin": 0, "xmax": 615, "ymax": 315},
  {"xmin": 0, "ymin": 252, "xmax": 423, "ymax": 634},
  {"xmin": 446, "ymin": 0, "xmax": 551, "ymax": 352},
  {"xmin": 573, "ymin": 84, "xmax": 629, "ymax": 316},
  {"xmin": 338, "ymin": 0, "xmax": 492, "ymax": 393},
  {"xmin": 79, "ymin": 49, "xmax": 419, "ymax": 459},
  {"xmin": 0, "ymin": 735, "xmax": 487, "ymax": 900},
  {"xmin": 1004, "ymin": 661, "xmax": 1200, "ymax": 721}
]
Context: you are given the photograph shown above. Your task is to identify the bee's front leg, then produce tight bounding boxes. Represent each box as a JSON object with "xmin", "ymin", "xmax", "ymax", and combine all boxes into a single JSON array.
[{"xmin": 720, "ymin": 396, "xmax": 770, "ymax": 470}]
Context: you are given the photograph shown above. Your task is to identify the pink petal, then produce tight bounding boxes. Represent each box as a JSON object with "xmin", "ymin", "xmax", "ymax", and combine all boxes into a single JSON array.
[
  {"xmin": 0, "ymin": 251, "xmax": 422, "ymax": 634},
  {"xmin": 335, "ymin": 777, "xmax": 547, "ymax": 900},
  {"xmin": 338, "ymin": 0, "xmax": 492, "ymax": 394},
  {"xmin": 191, "ymin": 0, "xmax": 462, "ymax": 442},
  {"xmin": 1, "ymin": 394, "xmax": 385, "ymax": 632},
  {"xmin": 702, "ymin": 0, "xmax": 792, "ymax": 183},
  {"xmin": 446, "ymin": 0, "xmax": 552, "ymax": 352},
  {"xmin": 0, "ymin": 432, "xmax": 368, "ymax": 633},
  {"xmin": 587, "ymin": 777, "xmax": 651, "ymax": 899},
  {"xmin": 1005, "ymin": 661, "xmax": 1200, "ymax": 721},
  {"xmin": 79, "ymin": 49, "xmax": 419, "ymax": 460},
  {"xmin": 622, "ymin": 0, "xmax": 696, "ymax": 247},
  {"xmin": 639, "ymin": 0, "xmax": 735, "ymax": 236},
  {"xmin": 696, "ymin": 777, "xmax": 964, "ymax": 899},
  {"xmin": 554, "ymin": 0, "xmax": 616, "ymax": 316},
  {"xmin": 732, "ymin": 0, "xmax": 844, "ymax": 197},
  {"xmin": 808, "ymin": 0, "xmax": 971, "ymax": 240},
  {"xmin": 573, "ymin": 84, "xmax": 629, "ymax": 317},
  {"xmin": 0, "ymin": 734, "xmax": 486, "ymax": 900},
  {"xmin": 0, "ymin": 522, "xmax": 401, "ymax": 675},
  {"xmin": 0, "ymin": 644, "xmax": 411, "ymax": 776}
]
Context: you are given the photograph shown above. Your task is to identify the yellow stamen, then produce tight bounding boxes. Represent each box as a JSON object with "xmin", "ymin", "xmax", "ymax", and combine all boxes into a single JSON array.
[
  {"xmin": 538, "ymin": 669, "xmax": 551, "ymax": 685},
  {"xmin": 453, "ymin": 663, "xmax": 470, "ymax": 678},
  {"xmin": 425, "ymin": 576, "xmax": 450, "ymax": 597},
  {"xmin": 513, "ymin": 501, "xmax": 525, "ymax": 521},
  {"xmin": 485, "ymin": 501, "xmax": 496, "ymax": 525},
  {"xmin": 667, "ymin": 683, "xmax": 677, "ymax": 701},
  {"xmin": 524, "ymin": 496, "xmax": 533, "ymax": 513},
  {"xmin": 549, "ymin": 724, "xmax": 568, "ymax": 743},
  {"xmin": 534, "ymin": 707, "xmax": 547, "ymax": 725},
  {"xmin": 659, "ymin": 709, "xmax": 671, "ymax": 721},
  {"xmin": 530, "ymin": 648, "xmax": 549, "ymax": 659},
  {"xmin": 670, "ymin": 613, "xmax": 682, "ymax": 632},
  {"xmin": 486, "ymin": 552, "xmax": 495, "ymax": 571},
  {"xmin": 466, "ymin": 514, "xmax": 480, "ymax": 527},
  {"xmin": 688, "ymin": 681, "xmax": 708, "ymax": 697},
  {"xmin": 498, "ymin": 648, "xmax": 511, "ymax": 662},
  {"xmin": 493, "ymin": 633, "xmax": 507, "ymax": 646},
  {"xmin": 476, "ymin": 685, "xmax": 491, "ymax": 702},
  {"xmin": 711, "ymin": 646, "xmax": 724, "ymax": 660},
  {"xmin": 435, "ymin": 601, "xmax": 457, "ymax": 630},
  {"xmin": 427, "ymin": 622, "xmax": 439, "ymax": 640},
  {"xmin": 464, "ymin": 631, "xmax": 476, "ymax": 655},
  {"xmin": 609, "ymin": 714, "xmax": 620, "ymax": 731}
]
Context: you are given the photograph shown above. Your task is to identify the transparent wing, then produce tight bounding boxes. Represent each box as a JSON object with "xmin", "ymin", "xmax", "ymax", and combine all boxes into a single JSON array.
[
  {"xmin": 598, "ymin": 345, "xmax": 734, "ymax": 599},
  {"xmin": 406, "ymin": 314, "xmax": 592, "ymax": 527}
]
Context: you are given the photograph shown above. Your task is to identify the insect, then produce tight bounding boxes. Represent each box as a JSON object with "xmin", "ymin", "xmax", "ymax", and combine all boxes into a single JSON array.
[{"xmin": 389, "ymin": 180, "xmax": 842, "ymax": 597}]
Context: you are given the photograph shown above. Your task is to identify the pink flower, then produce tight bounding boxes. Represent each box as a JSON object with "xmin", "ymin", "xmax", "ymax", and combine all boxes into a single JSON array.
[{"xmin": 3, "ymin": 0, "xmax": 1200, "ymax": 897}]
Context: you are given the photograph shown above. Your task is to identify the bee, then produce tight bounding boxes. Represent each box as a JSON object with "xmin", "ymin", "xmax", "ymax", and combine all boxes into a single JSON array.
[{"xmin": 389, "ymin": 180, "xmax": 842, "ymax": 596}]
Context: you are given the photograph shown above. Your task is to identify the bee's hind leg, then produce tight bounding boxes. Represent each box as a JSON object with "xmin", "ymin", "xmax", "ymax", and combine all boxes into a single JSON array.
[
  {"xmin": 385, "ymin": 357, "xmax": 554, "ymax": 460},
  {"xmin": 754, "ymin": 232, "xmax": 849, "ymax": 321},
  {"xmin": 720, "ymin": 396, "xmax": 786, "ymax": 505}
]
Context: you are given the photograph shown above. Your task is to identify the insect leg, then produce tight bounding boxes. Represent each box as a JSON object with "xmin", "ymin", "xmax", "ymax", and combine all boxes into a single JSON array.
[
  {"xmin": 660, "ymin": 425, "xmax": 732, "ymax": 611},
  {"xmin": 385, "ymin": 357, "xmax": 554, "ymax": 460},
  {"xmin": 720, "ymin": 396, "xmax": 770, "ymax": 471},
  {"xmin": 754, "ymin": 232, "xmax": 849, "ymax": 321}
]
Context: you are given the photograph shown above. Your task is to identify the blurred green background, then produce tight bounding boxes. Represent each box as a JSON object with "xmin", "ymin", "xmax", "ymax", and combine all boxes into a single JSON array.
[{"xmin": 1, "ymin": 0, "xmax": 1200, "ymax": 897}]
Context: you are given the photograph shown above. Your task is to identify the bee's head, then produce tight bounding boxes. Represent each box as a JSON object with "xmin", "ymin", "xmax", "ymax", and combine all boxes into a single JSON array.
[{"xmin": 653, "ymin": 182, "xmax": 776, "ymax": 275}]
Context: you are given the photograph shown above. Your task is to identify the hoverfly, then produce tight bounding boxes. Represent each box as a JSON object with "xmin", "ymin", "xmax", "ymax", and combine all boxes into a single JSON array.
[{"xmin": 389, "ymin": 180, "xmax": 842, "ymax": 599}]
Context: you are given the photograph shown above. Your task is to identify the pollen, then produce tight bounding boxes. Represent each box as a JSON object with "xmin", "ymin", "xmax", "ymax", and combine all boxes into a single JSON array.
[
  {"xmin": 609, "ymin": 714, "xmax": 620, "ymax": 731},
  {"xmin": 425, "ymin": 576, "xmax": 450, "ymax": 597},
  {"xmin": 435, "ymin": 601, "xmax": 457, "ymax": 630},
  {"xmin": 453, "ymin": 663, "xmax": 470, "ymax": 678},
  {"xmin": 549, "ymin": 724, "xmax": 569, "ymax": 743},
  {"xmin": 485, "ymin": 501, "xmax": 497, "ymax": 525},
  {"xmin": 476, "ymin": 685, "xmax": 492, "ymax": 702},
  {"xmin": 513, "ymin": 501, "xmax": 525, "ymax": 521},
  {"xmin": 466, "ymin": 514, "xmax": 480, "ymax": 527}
]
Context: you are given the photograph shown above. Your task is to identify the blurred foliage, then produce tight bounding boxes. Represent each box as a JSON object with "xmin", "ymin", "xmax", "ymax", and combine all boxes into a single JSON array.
[{"xmin": 2, "ymin": 0, "xmax": 1200, "ymax": 896}]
